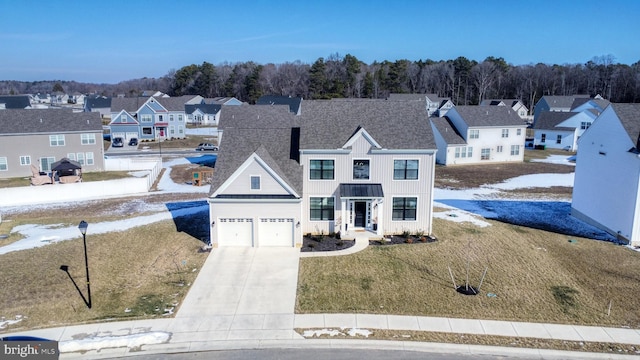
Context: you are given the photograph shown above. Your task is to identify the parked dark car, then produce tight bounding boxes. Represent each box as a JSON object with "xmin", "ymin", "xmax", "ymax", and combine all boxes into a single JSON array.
[
  {"xmin": 112, "ymin": 137, "xmax": 124, "ymax": 147},
  {"xmin": 196, "ymin": 143, "xmax": 218, "ymax": 151},
  {"xmin": 128, "ymin": 138, "xmax": 138, "ymax": 146}
]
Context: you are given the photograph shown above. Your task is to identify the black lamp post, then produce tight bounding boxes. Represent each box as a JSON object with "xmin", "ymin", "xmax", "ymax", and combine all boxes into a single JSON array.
[{"xmin": 78, "ymin": 220, "xmax": 92, "ymax": 309}]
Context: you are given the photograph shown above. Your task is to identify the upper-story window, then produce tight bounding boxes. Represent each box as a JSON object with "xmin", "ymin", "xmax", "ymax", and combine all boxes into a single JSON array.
[
  {"xmin": 353, "ymin": 159, "xmax": 370, "ymax": 180},
  {"xmin": 310, "ymin": 160, "xmax": 334, "ymax": 180},
  {"xmin": 469, "ymin": 129, "xmax": 479, "ymax": 139},
  {"xmin": 169, "ymin": 114, "xmax": 174, "ymax": 121},
  {"xmin": 158, "ymin": 115, "xmax": 164, "ymax": 122},
  {"xmin": 141, "ymin": 114, "xmax": 152, "ymax": 122},
  {"xmin": 393, "ymin": 160, "xmax": 418, "ymax": 180},
  {"xmin": 502, "ymin": 129, "xmax": 509, "ymax": 138},
  {"xmin": 517, "ymin": 128, "xmax": 522, "ymax": 136},
  {"xmin": 120, "ymin": 114, "xmax": 127, "ymax": 123},
  {"xmin": 81, "ymin": 133, "xmax": 96, "ymax": 145},
  {"xmin": 581, "ymin": 121, "xmax": 591, "ymax": 130},
  {"xmin": 50, "ymin": 135, "xmax": 65, "ymax": 146},
  {"xmin": 178, "ymin": 114, "xmax": 183, "ymax": 122},
  {"xmin": 250, "ymin": 176, "xmax": 261, "ymax": 190}
]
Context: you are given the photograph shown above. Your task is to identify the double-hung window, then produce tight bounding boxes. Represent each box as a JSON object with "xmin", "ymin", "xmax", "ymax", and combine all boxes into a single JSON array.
[
  {"xmin": 392, "ymin": 197, "xmax": 417, "ymax": 221},
  {"xmin": 310, "ymin": 197, "xmax": 334, "ymax": 220},
  {"xmin": 469, "ymin": 129, "xmax": 479, "ymax": 139},
  {"xmin": 481, "ymin": 148, "xmax": 491, "ymax": 160},
  {"xmin": 310, "ymin": 160, "xmax": 334, "ymax": 180},
  {"xmin": 502, "ymin": 129, "xmax": 509, "ymax": 138},
  {"xmin": 393, "ymin": 160, "xmax": 418, "ymax": 180},
  {"xmin": 0, "ymin": 157, "xmax": 7, "ymax": 171},
  {"xmin": 353, "ymin": 160, "xmax": 370, "ymax": 180},
  {"xmin": 81, "ymin": 133, "xmax": 96, "ymax": 145},
  {"xmin": 50, "ymin": 135, "xmax": 65, "ymax": 146},
  {"xmin": 510, "ymin": 145, "xmax": 520, "ymax": 156}
]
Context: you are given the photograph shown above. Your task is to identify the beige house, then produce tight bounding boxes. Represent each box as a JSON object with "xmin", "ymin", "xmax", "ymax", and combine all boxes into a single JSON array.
[{"xmin": 0, "ymin": 109, "xmax": 104, "ymax": 178}]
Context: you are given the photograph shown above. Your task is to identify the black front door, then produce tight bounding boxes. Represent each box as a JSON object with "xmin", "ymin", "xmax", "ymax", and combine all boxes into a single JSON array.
[{"xmin": 354, "ymin": 202, "xmax": 366, "ymax": 228}]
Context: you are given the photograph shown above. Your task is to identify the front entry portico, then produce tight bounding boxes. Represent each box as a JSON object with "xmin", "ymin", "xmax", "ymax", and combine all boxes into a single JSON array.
[{"xmin": 339, "ymin": 183, "xmax": 384, "ymax": 236}]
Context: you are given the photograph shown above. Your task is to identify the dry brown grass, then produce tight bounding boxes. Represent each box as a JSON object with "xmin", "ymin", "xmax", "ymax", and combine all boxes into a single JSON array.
[
  {"xmin": 0, "ymin": 219, "xmax": 208, "ymax": 333},
  {"xmin": 296, "ymin": 217, "xmax": 640, "ymax": 328}
]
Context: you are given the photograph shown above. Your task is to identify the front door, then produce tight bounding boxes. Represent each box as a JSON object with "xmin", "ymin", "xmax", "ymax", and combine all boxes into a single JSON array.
[{"xmin": 354, "ymin": 202, "xmax": 366, "ymax": 228}]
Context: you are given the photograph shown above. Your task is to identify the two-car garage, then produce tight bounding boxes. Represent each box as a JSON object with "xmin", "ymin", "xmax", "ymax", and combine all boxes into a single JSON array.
[{"xmin": 217, "ymin": 217, "xmax": 295, "ymax": 247}]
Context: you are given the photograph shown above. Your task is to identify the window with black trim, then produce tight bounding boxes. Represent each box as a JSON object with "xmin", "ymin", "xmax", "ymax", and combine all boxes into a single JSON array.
[
  {"xmin": 393, "ymin": 160, "xmax": 418, "ymax": 180},
  {"xmin": 392, "ymin": 197, "xmax": 417, "ymax": 221},
  {"xmin": 310, "ymin": 197, "xmax": 334, "ymax": 220},
  {"xmin": 353, "ymin": 159, "xmax": 370, "ymax": 179},
  {"xmin": 310, "ymin": 160, "xmax": 334, "ymax": 180}
]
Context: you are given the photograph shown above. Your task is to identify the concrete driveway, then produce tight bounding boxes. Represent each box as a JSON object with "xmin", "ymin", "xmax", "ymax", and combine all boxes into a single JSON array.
[{"xmin": 176, "ymin": 247, "xmax": 300, "ymax": 318}]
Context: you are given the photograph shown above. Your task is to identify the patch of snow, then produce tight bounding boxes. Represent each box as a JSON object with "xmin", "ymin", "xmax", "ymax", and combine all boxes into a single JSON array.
[
  {"xmin": 302, "ymin": 328, "xmax": 343, "ymax": 337},
  {"xmin": 433, "ymin": 206, "xmax": 491, "ymax": 228},
  {"xmin": 59, "ymin": 331, "xmax": 171, "ymax": 353},
  {"xmin": 0, "ymin": 315, "xmax": 24, "ymax": 329},
  {"xmin": 347, "ymin": 328, "xmax": 372, "ymax": 337},
  {"xmin": 485, "ymin": 173, "xmax": 574, "ymax": 191},
  {"xmin": 531, "ymin": 154, "xmax": 576, "ymax": 166}
]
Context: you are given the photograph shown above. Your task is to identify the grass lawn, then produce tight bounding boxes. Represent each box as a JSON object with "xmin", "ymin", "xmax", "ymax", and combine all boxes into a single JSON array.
[{"xmin": 297, "ymin": 216, "xmax": 640, "ymax": 328}]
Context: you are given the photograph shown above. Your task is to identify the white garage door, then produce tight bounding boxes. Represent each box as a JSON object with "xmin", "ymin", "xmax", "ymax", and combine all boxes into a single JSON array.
[
  {"xmin": 218, "ymin": 218, "xmax": 253, "ymax": 246},
  {"xmin": 125, "ymin": 132, "xmax": 138, "ymax": 140},
  {"xmin": 258, "ymin": 218, "xmax": 294, "ymax": 247}
]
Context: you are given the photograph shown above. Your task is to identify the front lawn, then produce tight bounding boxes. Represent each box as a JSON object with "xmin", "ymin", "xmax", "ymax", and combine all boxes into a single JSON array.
[{"xmin": 296, "ymin": 216, "xmax": 640, "ymax": 328}]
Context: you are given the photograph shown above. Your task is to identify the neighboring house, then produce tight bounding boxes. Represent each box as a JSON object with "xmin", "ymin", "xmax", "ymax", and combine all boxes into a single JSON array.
[
  {"xmin": 141, "ymin": 90, "xmax": 167, "ymax": 97},
  {"xmin": 0, "ymin": 95, "xmax": 32, "ymax": 109},
  {"xmin": 0, "ymin": 109, "xmax": 104, "ymax": 178},
  {"xmin": 533, "ymin": 94, "xmax": 594, "ymax": 123},
  {"xmin": 69, "ymin": 92, "xmax": 86, "ymax": 106},
  {"xmin": 387, "ymin": 93, "xmax": 455, "ymax": 117},
  {"xmin": 33, "ymin": 93, "xmax": 51, "ymax": 104},
  {"xmin": 531, "ymin": 111, "xmax": 598, "ymax": 151},
  {"xmin": 480, "ymin": 99, "xmax": 530, "ymax": 122},
  {"xmin": 571, "ymin": 103, "xmax": 640, "ymax": 246},
  {"xmin": 430, "ymin": 106, "xmax": 527, "ymax": 165},
  {"xmin": 51, "ymin": 92, "xmax": 70, "ymax": 106},
  {"xmin": 256, "ymin": 95, "xmax": 303, "ymax": 115},
  {"xmin": 84, "ymin": 95, "xmax": 112, "ymax": 119},
  {"xmin": 109, "ymin": 95, "xmax": 199, "ymax": 142},
  {"xmin": 185, "ymin": 103, "xmax": 221, "ymax": 126},
  {"xmin": 206, "ymin": 97, "xmax": 243, "ymax": 106},
  {"xmin": 570, "ymin": 97, "xmax": 610, "ymax": 113},
  {"xmin": 208, "ymin": 100, "xmax": 437, "ymax": 247}
]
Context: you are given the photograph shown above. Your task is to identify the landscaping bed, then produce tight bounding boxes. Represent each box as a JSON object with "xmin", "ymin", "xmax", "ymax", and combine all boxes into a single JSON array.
[
  {"xmin": 301, "ymin": 234, "xmax": 354, "ymax": 252},
  {"xmin": 370, "ymin": 235, "xmax": 437, "ymax": 245}
]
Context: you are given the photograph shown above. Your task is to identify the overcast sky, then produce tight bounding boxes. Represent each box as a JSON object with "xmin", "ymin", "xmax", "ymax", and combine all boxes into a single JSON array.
[{"xmin": 1, "ymin": 0, "xmax": 638, "ymax": 84}]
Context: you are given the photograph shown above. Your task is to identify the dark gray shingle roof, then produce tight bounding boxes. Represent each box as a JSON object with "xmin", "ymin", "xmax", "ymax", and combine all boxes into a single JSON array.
[
  {"xmin": 85, "ymin": 96, "xmax": 111, "ymax": 109},
  {"xmin": 299, "ymin": 100, "xmax": 436, "ymax": 150},
  {"xmin": 533, "ymin": 111, "xmax": 577, "ymax": 130},
  {"xmin": 111, "ymin": 97, "xmax": 146, "ymax": 113},
  {"xmin": 450, "ymin": 105, "xmax": 524, "ymax": 127},
  {"xmin": 185, "ymin": 103, "xmax": 221, "ymax": 115},
  {"xmin": 430, "ymin": 117, "xmax": 466, "ymax": 145},
  {"xmin": 209, "ymin": 127, "xmax": 303, "ymax": 196},
  {"xmin": 256, "ymin": 95, "xmax": 303, "ymax": 114},
  {"xmin": 610, "ymin": 103, "xmax": 640, "ymax": 148},
  {"xmin": 0, "ymin": 109, "xmax": 103, "ymax": 135},
  {"xmin": 218, "ymin": 104, "xmax": 296, "ymax": 130},
  {"xmin": 0, "ymin": 95, "xmax": 31, "ymax": 109}
]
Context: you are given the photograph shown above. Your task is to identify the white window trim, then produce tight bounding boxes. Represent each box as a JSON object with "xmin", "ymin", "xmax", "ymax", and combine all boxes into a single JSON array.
[
  {"xmin": 392, "ymin": 158, "xmax": 420, "ymax": 181},
  {"xmin": 19, "ymin": 155, "xmax": 31, "ymax": 166},
  {"xmin": 309, "ymin": 195, "xmax": 335, "ymax": 222},
  {"xmin": 352, "ymin": 158, "xmax": 371, "ymax": 181},
  {"xmin": 309, "ymin": 158, "xmax": 336, "ymax": 181},
  {"xmin": 250, "ymin": 175, "xmax": 261, "ymax": 191},
  {"xmin": 391, "ymin": 196, "xmax": 418, "ymax": 222}
]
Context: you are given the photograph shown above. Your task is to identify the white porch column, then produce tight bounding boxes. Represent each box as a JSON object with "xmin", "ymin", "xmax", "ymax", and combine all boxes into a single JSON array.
[
  {"xmin": 376, "ymin": 200, "xmax": 383, "ymax": 236},
  {"xmin": 341, "ymin": 198, "xmax": 347, "ymax": 234}
]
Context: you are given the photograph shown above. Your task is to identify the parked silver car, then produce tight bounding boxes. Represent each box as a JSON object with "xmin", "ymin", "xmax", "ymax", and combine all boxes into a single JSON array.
[{"xmin": 196, "ymin": 143, "xmax": 218, "ymax": 151}]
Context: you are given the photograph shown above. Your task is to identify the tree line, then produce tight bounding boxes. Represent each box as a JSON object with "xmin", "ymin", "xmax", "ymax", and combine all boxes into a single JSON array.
[{"xmin": 2, "ymin": 53, "xmax": 639, "ymax": 112}]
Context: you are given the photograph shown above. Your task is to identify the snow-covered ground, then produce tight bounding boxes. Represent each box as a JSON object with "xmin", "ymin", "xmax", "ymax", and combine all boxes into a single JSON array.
[{"xmin": 0, "ymin": 153, "xmax": 622, "ymax": 256}]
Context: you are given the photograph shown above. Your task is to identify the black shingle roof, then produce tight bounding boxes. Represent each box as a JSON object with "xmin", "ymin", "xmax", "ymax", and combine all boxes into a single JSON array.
[
  {"xmin": 185, "ymin": 103, "xmax": 221, "ymax": 115},
  {"xmin": 84, "ymin": 96, "xmax": 111, "ymax": 109},
  {"xmin": 430, "ymin": 117, "xmax": 466, "ymax": 145},
  {"xmin": 0, "ymin": 109, "xmax": 103, "ymax": 135},
  {"xmin": 218, "ymin": 104, "xmax": 296, "ymax": 130},
  {"xmin": 256, "ymin": 95, "xmax": 303, "ymax": 114}
]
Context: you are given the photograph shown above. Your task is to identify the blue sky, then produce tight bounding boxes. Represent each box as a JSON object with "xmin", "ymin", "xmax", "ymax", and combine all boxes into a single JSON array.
[{"xmin": 1, "ymin": 0, "xmax": 638, "ymax": 84}]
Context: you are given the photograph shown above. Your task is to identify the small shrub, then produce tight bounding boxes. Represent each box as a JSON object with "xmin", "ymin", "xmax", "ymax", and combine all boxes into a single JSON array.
[
  {"xmin": 420, "ymin": 236, "xmax": 427, "ymax": 242},
  {"xmin": 415, "ymin": 229, "xmax": 425, "ymax": 238},
  {"xmin": 307, "ymin": 242, "xmax": 316, "ymax": 249},
  {"xmin": 401, "ymin": 230, "xmax": 411, "ymax": 239},
  {"xmin": 335, "ymin": 239, "xmax": 344, "ymax": 247},
  {"xmin": 405, "ymin": 237, "xmax": 413, "ymax": 244}
]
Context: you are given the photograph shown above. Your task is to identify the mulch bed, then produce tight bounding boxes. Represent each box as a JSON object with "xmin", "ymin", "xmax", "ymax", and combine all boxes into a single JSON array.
[
  {"xmin": 301, "ymin": 235, "xmax": 355, "ymax": 252},
  {"xmin": 370, "ymin": 235, "xmax": 437, "ymax": 246},
  {"xmin": 301, "ymin": 234, "xmax": 438, "ymax": 252}
]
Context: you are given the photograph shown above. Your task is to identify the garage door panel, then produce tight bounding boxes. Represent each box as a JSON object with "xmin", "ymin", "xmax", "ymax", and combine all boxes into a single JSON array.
[
  {"xmin": 218, "ymin": 218, "xmax": 253, "ymax": 247},
  {"xmin": 259, "ymin": 218, "xmax": 293, "ymax": 247}
]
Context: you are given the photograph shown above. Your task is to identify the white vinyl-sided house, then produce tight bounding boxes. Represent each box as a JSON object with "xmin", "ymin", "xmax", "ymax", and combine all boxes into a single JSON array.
[
  {"xmin": 571, "ymin": 103, "xmax": 640, "ymax": 246},
  {"xmin": 208, "ymin": 100, "xmax": 437, "ymax": 247},
  {"xmin": 430, "ymin": 106, "xmax": 527, "ymax": 165}
]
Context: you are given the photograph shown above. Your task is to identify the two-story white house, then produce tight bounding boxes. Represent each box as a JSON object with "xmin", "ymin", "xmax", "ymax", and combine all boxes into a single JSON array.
[
  {"xmin": 571, "ymin": 103, "xmax": 640, "ymax": 247},
  {"xmin": 207, "ymin": 100, "xmax": 437, "ymax": 247},
  {"xmin": 387, "ymin": 93, "xmax": 455, "ymax": 117},
  {"xmin": 430, "ymin": 106, "xmax": 527, "ymax": 165},
  {"xmin": 480, "ymin": 99, "xmax": 530, "ymax": 122}
]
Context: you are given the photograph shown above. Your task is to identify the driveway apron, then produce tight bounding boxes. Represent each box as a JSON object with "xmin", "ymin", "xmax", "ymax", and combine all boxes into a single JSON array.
[{"xmin": 176, "ymin": 247, "xmax": 300, "ymax": 318}]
